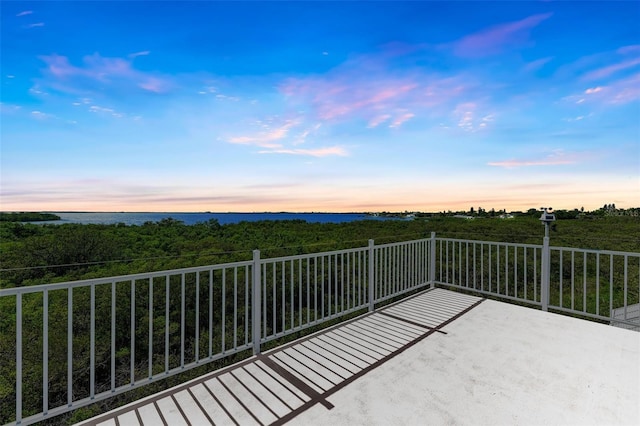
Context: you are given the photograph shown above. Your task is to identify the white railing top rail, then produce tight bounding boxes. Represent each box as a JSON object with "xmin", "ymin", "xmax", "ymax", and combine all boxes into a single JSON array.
[
  {"xmin": 0, "ymin": 259, "xmax": 253, "ymax": 296},
  {"xmin": 260, "ymin": 245, "xmax": 369, "ymax": 263},
  {"xmin": 549, "ymin": 246, "xmax": 640, "ymax": 257},
  {"xmin": 374, "ymin": 239, "xmax": 430, "ymax": 249},
  {"xmin": 436, "ymin": 237, "xmax": 542, "ymax": 250}
]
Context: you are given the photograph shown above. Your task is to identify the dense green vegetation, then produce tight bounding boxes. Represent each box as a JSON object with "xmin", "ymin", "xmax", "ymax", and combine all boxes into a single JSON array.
[
  {"xmin": 1, "ymin": 215, "xmax": 638, "ymax": 289},
  {"xmin": 0, "ymin": 216, "xmax": 638, "ymax": 424},
  {"xmin": 0, "ymin": 212, "xmax": 60, "ymax": 222}
]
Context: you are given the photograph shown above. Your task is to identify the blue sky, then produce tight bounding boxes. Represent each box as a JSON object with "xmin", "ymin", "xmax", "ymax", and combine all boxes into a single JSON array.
[{"xmin": 1, "ymin": 1, "xmax": 639, "ymax": 212}]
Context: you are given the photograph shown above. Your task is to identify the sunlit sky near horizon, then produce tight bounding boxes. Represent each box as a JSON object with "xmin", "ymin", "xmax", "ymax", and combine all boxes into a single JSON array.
[{"xmin": 1, "ymin": 1, "xmax": 639, "ymax": 213}]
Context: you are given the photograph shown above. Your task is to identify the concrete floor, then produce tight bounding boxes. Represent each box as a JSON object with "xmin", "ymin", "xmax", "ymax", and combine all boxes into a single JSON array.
[
  {"xmin": 78, "ymin": 288, "xmax": 640, "ymax": 426},
  {"xmin": 292, "ymin": 299, "xmax": 640, "ymax": 426}
]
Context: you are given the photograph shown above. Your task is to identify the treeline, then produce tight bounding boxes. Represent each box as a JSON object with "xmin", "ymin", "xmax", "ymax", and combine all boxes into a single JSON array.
[
  {"xmin": 418, "ymin": 205, "xmax": 640, "ymax": 219},
  {"xmin": 0, "ymin": 212, "xmax": 61, "ymax": 222}
]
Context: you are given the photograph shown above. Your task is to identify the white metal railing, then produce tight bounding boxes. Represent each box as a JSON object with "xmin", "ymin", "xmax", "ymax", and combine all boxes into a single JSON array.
[
  {"xmin": 548, "ymin": 246, "xmax": 640, "ymax": 326},
  {"xmin": 0, "ymin": 237, "xmax": 432, "ymax": 425},
  {"xmin": 435, "ymin": 238, "xmax": 640, "ymax": 329},
  {"xmin": 1, "ymin": 233, "xmax": 638, "ymax": 425},
  {"xmin": 434, "ymin": 238, "xmax": 543, "ymax": 305},
  {"xmin": 0, "ymin": 261, "xmax": 255, "ymax": 426}
]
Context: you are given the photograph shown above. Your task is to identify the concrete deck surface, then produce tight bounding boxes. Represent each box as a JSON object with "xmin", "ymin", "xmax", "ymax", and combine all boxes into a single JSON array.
[{"xmin": 78, "ymin": 288, "xmax": 640, "ymax": 426}]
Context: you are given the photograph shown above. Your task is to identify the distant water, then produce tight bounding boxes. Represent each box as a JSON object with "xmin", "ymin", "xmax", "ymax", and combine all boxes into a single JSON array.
[{"xmin": 37, "ymin": 212, "xmax": 395, "ymax": 226}]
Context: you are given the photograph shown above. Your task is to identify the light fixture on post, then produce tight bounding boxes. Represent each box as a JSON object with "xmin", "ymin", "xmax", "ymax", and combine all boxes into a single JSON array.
[{"xmin": 539, "ymin": 207, "xmax": 556, "ymax": 238}]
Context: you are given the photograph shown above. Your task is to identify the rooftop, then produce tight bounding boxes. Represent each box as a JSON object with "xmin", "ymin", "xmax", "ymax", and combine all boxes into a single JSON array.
[{"xmin": 78, "ymin": 288, "xmax": 640, "ymax": 426}]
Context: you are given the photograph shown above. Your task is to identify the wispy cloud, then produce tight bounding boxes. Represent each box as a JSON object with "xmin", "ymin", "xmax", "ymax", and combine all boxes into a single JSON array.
[
  {"xmin": 128, "ymin": 51, "xmax": 150, "ymax": 59},
  {"xmin": 606, "ymin": 73, "xmax": 640, "ymax": 104},
  {"xmin": 488, "ymin": 150, "xmax": 583, "ymax": 168},
  {"xmin": 450, "ymin": 13, "xmax": 552, "ymax": 58},
  {"xmin": 28, "ymin": 85, "xmax": 48, "ymax": 96},
  {"xmin": 522, "ymin": 57, "xmax": 553, "ymax": 73},
  {"xmin": 228, "ymin": 119, "xmax": 298, "ymax": 148},
  {"xmin": 228, "ymin": 119, "xmax": 343, "ymax": 157},
  {"xmin": 389, "ymin": 112, "xmax": 415, "ymax": 128},
  {"xmin": 37, "ymin": 53, "xmax": 171, "ymax": 95},
  {"xmin": 452, "ymin": 103, "xmax": 493, "ymax": 132},
  {"xmin": 617, "ymin": 45, "xmax": 640, "ymax": 55},
  {"xmin": 27, "ymin": 22, "xmax": 45, "ymax": 28},
  {"xmin": 294, "ymin": 123, "xmax": 322, "ymax": 145},
  {"xmin": 279, "ymin": 48, "xmax": 472, "ymax": 129},
  {"xmin": 0, "ymin": 103, "xmax": 22, "ymax": 114},
  {"xmin": 368, "ymin": 114, "xmax": 391, "ymax": 128},
  {"xmin": 583, "ymin": 57, "xmax": 640, "ymax": 81},
  {"xmin": 30, "ymin": 110, "xmax": 55, "ymax": 120},
  {"xmin": 259, "ymin": 146, "xmax": 347, "ymax": 157},
  {"xmin": 198, "ymin": 85, "xmax": 217, "ymax": 95},
  {"xmin": 564, "ymin": 113, "xmax": 593, "ymax": 122},
  {"xmin": 16, "ymin": 11, "xmax": 33, "ymax": 17},
  {"xmin": 88, "ymin": 105, "xmax": 126, "ymax": 118},
  {"xmin": 281, "ymin": 76, "xmax": 419, "ymax": 123},
  {"xmin": 561, "ymin": 44, "xmax": 640, "ymax": 85},
  {"xmin": 138, "ymin": 76, "xmax": 169, "ymax": 93},
  {"xmin": 565, "ymin": 73, "xmax": 640, "ymax": 105}
]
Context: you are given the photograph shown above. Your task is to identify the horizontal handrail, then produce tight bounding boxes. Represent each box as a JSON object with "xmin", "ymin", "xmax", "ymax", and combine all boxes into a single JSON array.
[{"xmin": 0, "ymin": 260, "xmax": 253, "ymax": 296}]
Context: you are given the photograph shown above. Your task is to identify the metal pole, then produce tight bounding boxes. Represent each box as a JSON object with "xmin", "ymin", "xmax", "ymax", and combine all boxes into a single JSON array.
[
  {"xmin": 16, "ymin": 293, "xmax": 22, "ymax": 424},
  {"xmin": 541, "ymin": 236, "xmax": 550, "ymax": 311},
  {"xmin": 368, "ymin": 239, "xmax": 375, "ymax": 311},
  {"xmin": 539, "ymin": 208, "xmax": 554, "ymax": 312},
  {"xmin": 252, "ymin": 249, "xmax": 262, "ymax": 355},
  {"xmin": 429, "ymin": 232, "xmax": 436, "ymax": 288}
]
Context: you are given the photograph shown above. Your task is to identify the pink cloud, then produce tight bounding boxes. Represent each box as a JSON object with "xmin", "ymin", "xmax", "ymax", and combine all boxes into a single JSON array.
[
  {"xmin": 488, "ymin": 150, "xmax": 581, "ymax": 168},
  {"xmin": 277, "ymin": 43, "xmax": 485, "ymax": 130},
  {"xmin": 569, "ymin": 73, "xmax": 640, "ymax": 105},
  {"xmin": 139, "ymin": 77, "xmax": 168, "ymax": 93},
  {"xmin": 228, "ymin": 120, "xmax": 298, "ymax": 148},
  {"xmin": 451, "ymin": 103, "xmax": 493, "ymax": 132},
  {"xmin": 617, "ymin": 45, "xmax": 640, "ymax": 55},
  {"xmin": 368, "ymin": 114, "xmax": 391, "ymax": 128},
  {"xmin": 389, "ymin": 112, "xmax": 415, "ymax": 128},
  {"xmin": 607, "ymin": 73, "xmax": 640, "ymax": 104},
  {"xmin": 259, "ymin": 146, "xmax": 348, "ymax": 157},
  {"xmin": 281, "ymin": 65, "xmax": 466, "ymax": 126},
  {"xmin": 452, "ymin": 13, "xmax": 552, "ymax": 57},
  {"xmin": 228, "ymin": 119, "xmax": 342, "ymax": 157},
  {"xmin": 38, "ymin": 53, "xmax": 170, "ymax": 94},
  {"xmin": 582, "ymin": 57, "xmax": 640, "ymax": 81}
]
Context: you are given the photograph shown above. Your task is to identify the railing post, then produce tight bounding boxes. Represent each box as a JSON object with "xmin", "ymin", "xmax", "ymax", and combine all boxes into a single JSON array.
[
  {"xmin": 368, "ymin": 239, "xmax": 375, "ymax": 311},
  {"xmin": 16, "ymin": 293, "xmax": 22, "ymax": 425},
  {"xmin": 429, "ymin": 232, "xmax": 436, "ymax": 288},
  {"xmin": 252, "ymin": 249, "xmax": 262, "ymax": 355},
  {"xmin": 541, "ymin": 236, "xmax": 550, "ymax": 311}
]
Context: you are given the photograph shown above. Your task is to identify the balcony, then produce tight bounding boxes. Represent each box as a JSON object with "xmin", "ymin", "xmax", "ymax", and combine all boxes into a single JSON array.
[{"xmin": 1, "ymin": 234, "xmax": 639, "ymax": 425}]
